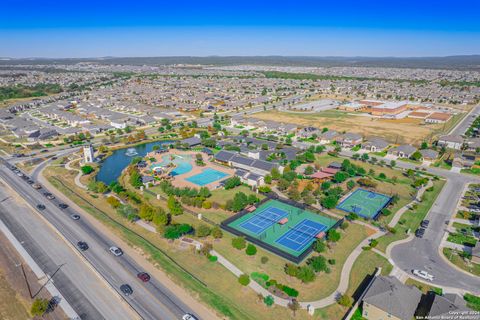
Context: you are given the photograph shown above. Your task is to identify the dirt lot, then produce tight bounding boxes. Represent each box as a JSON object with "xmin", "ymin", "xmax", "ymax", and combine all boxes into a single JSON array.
[
  {"xmin": 249, "ymin": 110, "xmax": 457, "ymax": 145},
  {"xmin": 0, "ymin": 230, "xmax": 66, "ymax": 320}
]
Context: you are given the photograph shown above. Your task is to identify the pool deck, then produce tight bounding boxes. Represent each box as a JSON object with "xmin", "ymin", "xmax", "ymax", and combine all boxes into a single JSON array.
[{"xmin": 144, "ymin": 149, "xmax": 235, "ymax": 190}]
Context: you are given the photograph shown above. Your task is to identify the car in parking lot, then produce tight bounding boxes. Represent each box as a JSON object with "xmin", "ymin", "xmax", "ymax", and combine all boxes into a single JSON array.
[
  {"xmin": 412, "ymin": 269, "xmax": 434, "ymax": 281},
  {"xmin": 59, "ymin": 203, "xmax": 69, "ymax": 209},
  {"xmin": 120, "ymin": 284, "xmax": 133, "ymax": 296},
  {"xmin": 70, "ymin": 214, "xmax": 80, "ymax": 220},
  {"xmin": 137, "ymin": 272, "xmax": 151, "ymax": 282},
  {"xmin": 182, "ymin": 313, "xmax": 199, "ymax": 320},
  {"xmin": 109, "ymin": 246, "xmax": 123, "ymax": 256},
  {"xmin": 77, "ymin": 241, "xmax": 89, "ymax": 251},
  {"xmin": 415, "ymin": 228, "xmax": 425, "ymax": 238},
  {"xmin": 36, "ymin": 204, "xmax": 46, "ymax": 211}
]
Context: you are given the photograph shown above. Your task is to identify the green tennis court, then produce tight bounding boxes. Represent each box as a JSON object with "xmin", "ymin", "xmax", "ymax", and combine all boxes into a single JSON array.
[
  {"xmin": 336, "ymin": 188, "xmax": 391, "ymax": 219},
  {"xmin": 226, "ymin": 199, "xmax": 338, "ymax": 259}
]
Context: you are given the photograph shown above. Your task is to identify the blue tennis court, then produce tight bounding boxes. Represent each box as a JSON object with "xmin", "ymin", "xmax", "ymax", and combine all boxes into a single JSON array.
[
  {"xmin": 275, "ymin": 219, "xmax": 328, "ymax": 252},
  {"xmin": 239, "ymin": 207, "xmax": 288, "ymax": 235}
]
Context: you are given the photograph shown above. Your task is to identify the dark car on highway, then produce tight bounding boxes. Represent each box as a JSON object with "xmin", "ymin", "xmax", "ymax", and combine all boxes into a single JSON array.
[
  {"xmin": 77, "ymin": 241, "xmax": 89, "ymax": 251},
  {"xmin": 120, "ymin": 284, "xmax": 133, "ymax": 296},
  {"xmin": 36, "ymin": 204, "xmax": 46, "ymax": 211},
  {"xmin": 137, "ymin": 272, "xmax": 151, "ymax": 282},
  {"xmin": 59, "ymin": 203, "xmax": 69, "ymax": 209}
]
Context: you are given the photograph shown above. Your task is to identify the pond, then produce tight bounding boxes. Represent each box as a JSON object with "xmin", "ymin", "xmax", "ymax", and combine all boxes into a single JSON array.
[{"xmin": 95, "ymin": 140, "xmax": 172, "ymax": 185}]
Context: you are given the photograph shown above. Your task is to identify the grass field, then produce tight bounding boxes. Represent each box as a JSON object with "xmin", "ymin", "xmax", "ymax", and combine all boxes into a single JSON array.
[
  {"xmin": 249, "ymin": 110, "xmax": 452, "ymax": 144},
  {"xmin": 405, "ymin": 278, "xmax": 442, "ymax": 295},
  {"xmin": 0, "ymin": 273, "xmax": 30, "ymax": 320}
]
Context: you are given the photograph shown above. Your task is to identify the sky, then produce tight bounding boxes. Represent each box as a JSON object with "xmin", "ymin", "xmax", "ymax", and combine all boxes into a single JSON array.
[{"xmin": 1, "ymin": 0, "xmax": 479, "ymax": 58}]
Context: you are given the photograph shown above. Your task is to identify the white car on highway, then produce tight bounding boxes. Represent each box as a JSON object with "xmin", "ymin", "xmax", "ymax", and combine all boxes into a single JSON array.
[
  {"xmin": 412, "ymin": 269, "xmax": 434, "ymax": 281},
  {"xmin": 109, "ymin": 246, "xmax": 123, "ymax": 257}
]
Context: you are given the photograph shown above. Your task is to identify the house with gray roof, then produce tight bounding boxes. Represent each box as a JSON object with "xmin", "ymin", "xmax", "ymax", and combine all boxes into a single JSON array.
[
  {"xmin": 362, "ymin": 276, "xmax": 422, "ymax": 320},
  {"xmin": 180, "ymin": 136, "xmax": 202, "ymax": 148},
  {"xmin": 425, "ymin": 294, "xmax": 471, "ymax": 319},
  {"xmin": 419, "ymin": 149, "xmax": 439, "ymax": 161},
  {"xmin": 335, "ymin": 132, "xmax": 362, "ymax": 147},
  {"xmin": 438, "ymin": 135, "xmax": 465, "ymax": 150},
  {"xmin": 362, "ymin": 138, "xmax": 389, "ymax": 152},
  {"xmin": 388, "ymin": 144, "xmax": 417, "ymax": 158},
  {"xmin": 319, "ymin": 130, "xmax": 338, "ymax": 144}
]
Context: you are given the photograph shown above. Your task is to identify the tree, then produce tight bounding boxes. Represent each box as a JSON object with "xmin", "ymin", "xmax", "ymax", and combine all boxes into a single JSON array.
[
  {"xmin": 81, "ymin": 165, "xmax": 94, "ymax": 175},
  {"xmin": 304, "ymin": 165, "xmax": 315, "ymax": 175},
  {"xmin": 30, "ymin": 298, "xmax": 49, "ymax": 316},
  {"xmin": 346, "ymin": 180, "xmax": 355, "ymax": 190},
  {"xmin": 139, "ymin": 204, "xmax": 154, "ymax": 221},
  {"xmin": 421, "ymin": 141, "xmax": 428, "ymax": 149},
  {"xmin": 224, "ymin": 176, "xmax": 241, "ymax": 189},
  {"xmin": 288, "ymin": 299, "xmax": 301, "ymax": 317},
  {"xmin": 164, "ymin": 224, "xmax": 192, "ymax": 239},
  {"xmin": 270, "ymin": 167, "xmax": 281, "ymax": 180},
  {"xmin": 410, "ymin": 151, "xmax": 423, "ymax": 161},
  {"xmin": 361, "ymin": 153, "xmax": 369, "ymax": 162},
  {"xmin": 238, "ymin": 274, "xmax": 250, "ymax": 286},
  {"xmin": 232, "ymin": 237, "xmax": 246, "ymax": 250},
  {"xmin": 284, "ymin": 263, "xmax": 298, "ymax": 277},
  {"xmin": 333, "ymin": 171, "xmax": 348, "ymax": 183},
  {"xmin": 152, "ymin": 208, "xmax": 169, "ymax": 226},
  {"xmin": 129, "ymin": 168, "xmax": 143, "ymax": 188},
  {"xmin": 307, "ymin": 255, "xmax": 328, "ymax": 272},
  {"xmin": 246, "ymin": 243, "xmax": 257, "ymax": 256},
  {"xmin": 390, "ymin": 160, "xmax": 397, "ymax": 167},
  {"xmin": 167, "ymin": 195, "xmax": 183, "ymax": 215},
  {"xmin": 321, "ymin": 195, "xmax": 339, "ymax": 209},
  {"xmin": 196, "ymin": 225, "xmax": 211, "ymax": 237},
  {"xmin": 327, "ymin": 229, "xmax": 341, "ymax": 242},
  {"xmin": 296, "ymin": 265, "xmax": 316, "ymax": 283}
]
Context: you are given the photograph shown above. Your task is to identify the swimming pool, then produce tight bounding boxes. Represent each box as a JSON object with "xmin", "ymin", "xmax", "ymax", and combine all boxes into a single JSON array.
[
  {"xmin": 150, "ymin": 155, "xmax": 193, "ymax": 176},
  {"xmin": 186, "ymin": 168, "xmax": 229, "ymax": 186}
]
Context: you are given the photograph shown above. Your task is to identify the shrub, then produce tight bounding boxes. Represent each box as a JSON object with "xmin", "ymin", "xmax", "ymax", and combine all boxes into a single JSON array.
[
  {"xmin": 260, "ymin": 256, "xmax": 269, "ymax": 264},
  {"xmin": 328, "ymin": 259, "xmax": 336, "ymax": 265},
  {"xmin": 264, "ymin": 295, "xmax": 274, "ymax": 307},
  {"xmin": 340, "ymin": 221, "xmax": 349, "ymax": 230},
  {"xmin": 196, "ymin": 225, "xmax": 211, "ymax": 237},
  {"xmin": 313, "ymin": 239, "xmax": 326, "ymax": 253},
  {"xmin": 202, "ymin": 201, "xmax": 212, "ymax": 209},
  {"xmin": 338, "ymin": 294, "xmax": 352, "ymax": 307},
  {"xmin": 211, "ymin": 226, "xmax": 223, "ymax": 239},
  {"xmin": 164, "ymin": 224, "xmax": 192, "ymax": 239},
  {"xmin": 81, "ymin": 165, "xmax": 94, "ymax": 175},
  {"xmin": 381, "ymin": 208, "xmax": 392, "ymax": 216},
  {"xmin": 284, "ymin": 263, "xmax": 298, "ymax": 277},
  {"xmin": 251, "ymin": 272, "xmax": 269, "ymax": 283},
  {"xmin": 282, "ymin": 286, "xmax": 299, "ymax": 297},
  {"xmin": 246, "ymin": 243, "xmax": 257, "ymax": 256},
  {"xmin": 369, "ymin": 239, "xmax": 379, "ymax": 248},
  {"xmin": 232, "ymin": 236, "xmax": 246, "ymax": 250},
  {"xmin": 238, "ymin": 274, "xmax": 250, "ymax": 286},
  {"xmin": 30, "ymin": 298, "xmax": 49, "ymax": 316},
  {"xmin": 296, "ymin": 265, "xmax": 316, "ymax": 283},
  {"xmin": 106, "ymin": 196, "xmax": 121, "ymax": 208},
  {"xmin": 208, "ymin": 255, "xmax": 218, "ymax": 262}
]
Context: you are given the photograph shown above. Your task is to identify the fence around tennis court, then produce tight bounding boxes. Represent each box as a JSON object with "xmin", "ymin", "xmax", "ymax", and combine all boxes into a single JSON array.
[{"xmin": 220, "ymin": 195, "xmax": 344, "ymax": 264}]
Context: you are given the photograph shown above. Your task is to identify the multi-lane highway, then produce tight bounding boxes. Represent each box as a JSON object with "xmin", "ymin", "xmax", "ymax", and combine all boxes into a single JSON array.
[{"xmin": 0, "ymin": 161, "xmax": 199, "ymax": 320}]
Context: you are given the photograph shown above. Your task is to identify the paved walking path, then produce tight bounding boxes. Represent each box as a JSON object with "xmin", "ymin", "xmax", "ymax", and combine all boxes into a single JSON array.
[{"xmin": 65, "ymin": 159, "xmax": 87, "ymax": 190}]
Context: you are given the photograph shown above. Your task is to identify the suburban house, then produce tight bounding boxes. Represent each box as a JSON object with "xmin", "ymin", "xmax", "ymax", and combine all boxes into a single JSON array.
[
  {"xmin": 319, "ymin": 130, "xmax": 338, "ymax": 144},
  {"xmin": 234, "ymin": 169, "xmax": 264, "ymax": 187},
  {"xmin": 335, "ymin": 132, "xmax": 363, "ymax": 147},
  {"xmin": 423, "ymin": 293, "xmax": 472, "ymax": 318},
  {"xmin": 298, "ymin": 126, "xmax": 322, "ymax": 138},
  {"xmin": 309, "ymin": 167, "xmax": 339, "ymax": 182},
  {"xmin": 438, "ymin": 135, "xmax": 465, "ymax": 150},
  {"xmin": 419, "ymin": 149, "xmax": 439, "ymax": 162},
  {"xmin": 180, "ymin": 136, "xmax": 202, "ymax": 148},
  {"xmin": 362, "ymin": 138, "xmax": 389, "ymax": 153},
  {"xmin": 362, "ymin": 276, "xmax": 422, "ymax": 320},
  {"xmin": 388, "ymin": 144, "xmax": 417, "ymax": 158}
]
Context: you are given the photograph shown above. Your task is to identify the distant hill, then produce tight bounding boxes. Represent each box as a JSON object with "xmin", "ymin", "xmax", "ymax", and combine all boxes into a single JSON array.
[{"xmin": 1, "ymin": 55, "xmax": 480, "ymax": 70}]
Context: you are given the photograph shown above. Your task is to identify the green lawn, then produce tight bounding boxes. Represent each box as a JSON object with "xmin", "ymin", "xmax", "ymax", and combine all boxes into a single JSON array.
[
  {"xmin": 443, "ymin": 248, "xmax": 480, "ymax": 277},
  {"xmin": 376, "ymin": 179, "xmax": 446, "ymax": 252},
  {"xmin": 209, "ymin": 185, "xmax": 263, "ymax": 206},
  {"xmin": 405, "ymin": 278, "xmax": 443, "ymax": 295},
  {"xmin": 447, "ymin": 232, "xmax": 477, "ymax": 247}
]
